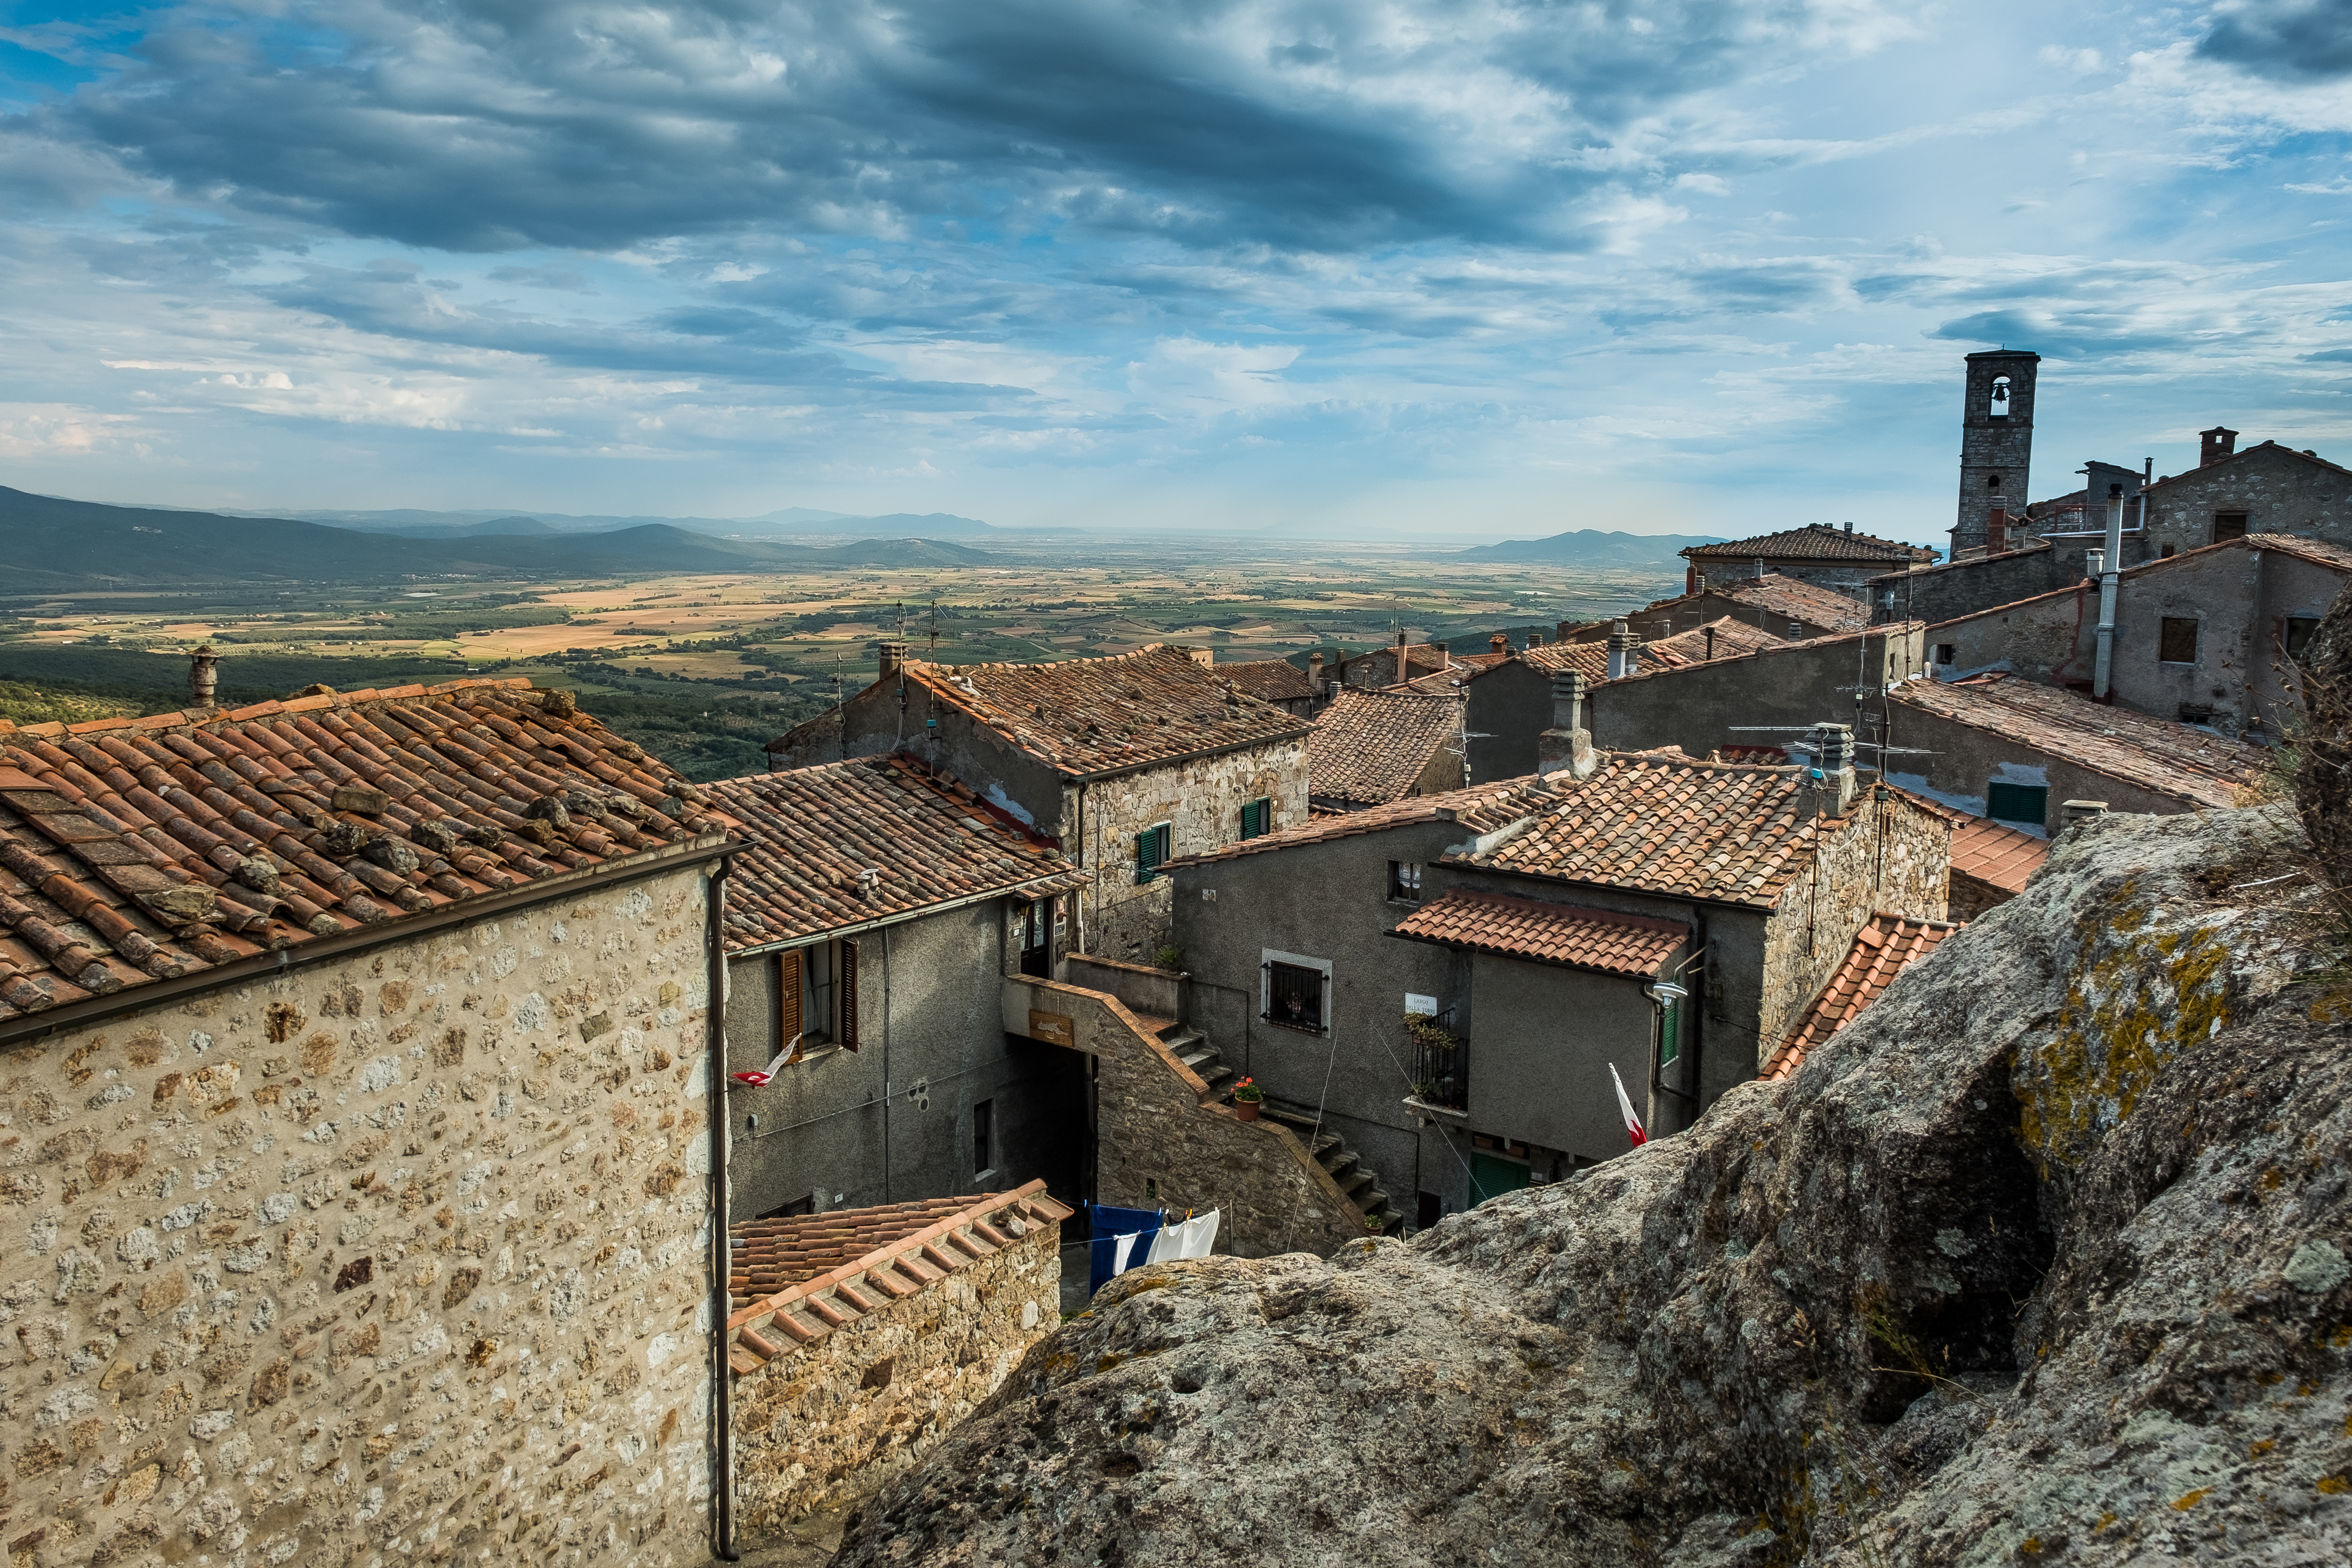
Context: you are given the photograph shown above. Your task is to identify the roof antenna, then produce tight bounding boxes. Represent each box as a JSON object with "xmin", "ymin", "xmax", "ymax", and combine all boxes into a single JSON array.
[{"xmin": 929, "ymin": 600, "xmax": 939, "ymax": 657}]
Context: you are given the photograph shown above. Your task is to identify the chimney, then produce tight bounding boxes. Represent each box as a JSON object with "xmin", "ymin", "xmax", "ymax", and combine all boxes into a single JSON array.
[
  {"xmin": 1604, "ymin": 619, "xmax": 1639, "ymax": 681},
  {"xmin": 1692, "ymin": 573, "xmax": 1707, "ymax": 594},
  {"xmin": 1803, "ymin": 723, "xmax": 1857, "ymax": 816},
  {"xmin": 1183, "ymin": 646, "xmax": 1214, "ymax": 668},
  {"xmin": 2060, "ymin": 799, "xmax": 2109, "ymax": 831},
  {"xmin": 1843, "ymin": 521, "xmax": 1854, "ymax": 534},
  {"xmin": 188, "ymin": 644, "xmax": 221, "ymax": 709},
  {"xmin": 1987, "ymin": 507, "xmax": 2008, "ymax": 554},
  {"xmin": 2200, "ymin": 426, "xmax": 2238, "ymax": 468},
  {"xmin": 1537, "ymin": 671, "xmax": 1598, "ymax": 781},
  {"xmin": 1430, "ymin": 642, "xmax": 1449, "ymax": 668},
  {"xmin": 1307, "ymin": 651, "xmax": 1324, "ymax": 690},
  {"xmin": 877, "ymin": 639, "xmax": 911, "ymax": 679},
  {"xmin": 1525, "ymin": 632, "xmax": 1543, "ymax": 648},
  {"xmin": 1490, "ymin": 634, "xmax": 1508, "ymax": 655}
]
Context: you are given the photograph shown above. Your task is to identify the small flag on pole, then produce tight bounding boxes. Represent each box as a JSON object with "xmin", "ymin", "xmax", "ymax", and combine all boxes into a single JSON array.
[
  {"xmin": 731, "ymin": 1034, "xmax": 804, "ymax": 1088},
  {"xmin": 1609, "ymin": 1061, "xmax": 1647, "ymax": 1147}
]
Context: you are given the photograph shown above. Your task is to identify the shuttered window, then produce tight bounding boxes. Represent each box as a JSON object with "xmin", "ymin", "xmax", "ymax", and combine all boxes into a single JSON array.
[
  {"xmin": 778, "ymin": 949, "xmax": 804, "ymax": 1061},
  {"xmin": 2159, "ymin": 617, "xmax": 2199, "ymax": 664},
  {"xmin": 1135, "ymin": 822, "xmax": 1172, "ymax": 884},
  {"xmin": 837, "ymin": 940, "xmax": 860, "ymax": 1050},
  {"xmin": 1987, "ymin": 782, "xmax": 2047, "ymax": 828},
  {"xmin": 1239, "ymin": 798, "xmax": 1272, "ymax": 839}
]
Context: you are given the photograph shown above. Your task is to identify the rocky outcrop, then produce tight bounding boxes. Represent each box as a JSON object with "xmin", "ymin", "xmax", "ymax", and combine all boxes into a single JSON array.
[{"xmin": 833, "ymin": 802, "xmax": 2352, "ymax": 1566}]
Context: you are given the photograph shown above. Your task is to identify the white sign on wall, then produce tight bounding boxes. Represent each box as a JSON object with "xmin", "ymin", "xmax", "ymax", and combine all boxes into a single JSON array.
[{"xmin": 1405, "ymin": 993, "xmax": 1438, "ymax": 1016}]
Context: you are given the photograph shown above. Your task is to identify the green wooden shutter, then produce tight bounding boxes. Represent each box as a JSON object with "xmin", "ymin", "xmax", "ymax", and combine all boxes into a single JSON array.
[
  {"xmin": 1240, "ymin": 798, "xmax": 1270, "ymax": 839},
  {"xmin": 1985, "ymin": 782, "xmax": 2047, "ymax": 828},
  {"xmin": 1136, "ymin": 824, "xmax": 1167, "ymax": 884}
]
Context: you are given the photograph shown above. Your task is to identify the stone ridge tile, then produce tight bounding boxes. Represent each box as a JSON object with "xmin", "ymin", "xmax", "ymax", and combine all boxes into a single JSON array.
[
  {"xmin": 1683, "ymin": 523, "xmax": 1936, "ymax": 565},
  {"xmin": 1217, "ymin": 659, "xmax": 1317, "ymax": 704},
  {"xmin": 1455, "ymin": 755, "xmax": 1854, "ymax": 909},
  {"xmin": 1308, "ymin": 688, "xmax": 1463, "ymax": 807},
  {"xmin": 1392, "ymin": 889, "xmax": 1686, "ymax": 976},
  {"xmin": 0, "ymin": 681, "xmax": 731, "ymax": 1025},
  {"xmin": 1160, "ymin": 775, "xmax": 1543, "ymax": 870},
  {"xmin": 1886, "ymin": 674, "xmax": 2262, "ymax": 807},
  {"xmin": 861, "ymin": 646, "xmax": 1308, "ymax": 780},
  {"xmin": 700, "ymin": 752, "xmax": 1082, "ymax": 952},
  {"xmin": 1762, "ymin": 913, "xmax": 1958, "ymax": 1081},
  {"xmin": 1950, "ymin": 817, "xmax": 2050, "ymax": 893}
]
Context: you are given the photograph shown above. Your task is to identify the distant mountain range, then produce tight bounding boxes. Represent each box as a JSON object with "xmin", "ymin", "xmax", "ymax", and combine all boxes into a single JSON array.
[
  {"xmin": 0, "ymin": 486, "xmax": 995, "ymax": 588},
  {"xmin": 1448, "ymin": 529, "xmax": 1726, "ymax": 566},
  {"xmin": 188, "ymin": 503, "xmax": 998, "ymax": 540}
]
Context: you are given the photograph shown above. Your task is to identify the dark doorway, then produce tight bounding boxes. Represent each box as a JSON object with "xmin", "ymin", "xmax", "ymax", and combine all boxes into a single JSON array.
[{"xmin": 1018, "ymin": 897, "xmax": 1054, "ymax": 977}]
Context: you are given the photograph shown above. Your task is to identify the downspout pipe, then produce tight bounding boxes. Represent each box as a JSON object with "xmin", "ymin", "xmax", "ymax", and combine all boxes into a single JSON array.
[
  {"xmin": 2093, "ymin": 483, "xmax": 2123, "ymax": 703},
  {"xmin": 705, "ymin": 857, "xmax": 741, "ymax": 1561}
]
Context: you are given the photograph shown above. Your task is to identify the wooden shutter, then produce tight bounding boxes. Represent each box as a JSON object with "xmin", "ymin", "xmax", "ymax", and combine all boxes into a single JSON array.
[
  {"xmin": 837, "ymin": 940, "xmax": 860, "ymax": 1050},
  {"xmin": 778, "ymin": 949, "xmax": 803, "ymax": 1060},
  {"xmin": 1136, "ymin": 826, "xmax": 1163, "ymax": 884}
]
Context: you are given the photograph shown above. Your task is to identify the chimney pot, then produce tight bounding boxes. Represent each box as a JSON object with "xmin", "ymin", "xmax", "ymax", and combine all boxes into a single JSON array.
[
  {"xmin": 1537, "ymin": 671, "xmax": 1597, "ymax": 781},
  {"xmin": 1605, "ymin": 620, "xmax": 1639, "ymax": 681},
  {"xmin": 877, "ymin": 639, "xmax": 911, "ymax": 679},
  {"xmin": 2060, "ymin": 799, "xmax": 2109, "ymax": 830},
  {"xmin": 1804, "ymin": 723, "xmax": 1857, "ymax": 816},
  {"xmin": 1491, "ymin": 634, "xmax": 1508, "ymax": 654},
  {"xmin": 188, "ymin": 644, "xmax": 221, "ymax": 709}
]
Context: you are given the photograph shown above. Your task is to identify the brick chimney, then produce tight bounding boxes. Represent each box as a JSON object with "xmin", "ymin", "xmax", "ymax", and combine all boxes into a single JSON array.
[
  {"xmin": 1802, "ymin": 723, "xmax": 1857, "ymax": 816},
  {"xmin": 1604, "ymin": 620, "xmax": 1639, "ymax": 681},
  {"xmin": 2200, "ymin": 426, "xmax": 2238, "ymax": 467},
  {"xmin": 1987, "ymin": 507, "xmax": 2008, "ymax": 554},
  {"xmin": 1490, "ymin": 634, "xmax": 1508, "ymax": 655},
  {"xmin": 1430, "ymin": 642, "xmax": 1449, "ymax": 668},
  {"xmin": 188, "ymin": 644, "xmax": 220, "ymax": 709},
  {"xmin": 877, "ymin": 639, "xmax": 911, "ymax": 679},
  {"xmin": 1183, "ymin": 646, "xmax": 1214, "ymax": 668},
  {"xmin": 1525, "ymin": 632, "xmax": 1543, "ymax": 648},
  {"xmin": 1537, "ymin": 671, "xmax": 1598, "ymax": 781},
  {"xmin": 1307, "ymin": 651, "xmax": 1324, "ymax": 691}
]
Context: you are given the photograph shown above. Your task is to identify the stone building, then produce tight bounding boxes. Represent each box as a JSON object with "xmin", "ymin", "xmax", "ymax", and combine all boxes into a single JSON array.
[
  {"xmin": 1680, "ymin": 523, "xmax": 1935, "ymax": 597},
  {"xmin": 1563, "ymin": 572, "xmax": 1867, "ymax": 645},
  {"xmin": 2137, "ymin": 431, "xmax": 2352, "ymax": 560},
  {"xmin": 1951, "ymin": 347, "xmax": 2041, "ymax": 559},
  {"xmin": 0, "ymin": 675, "xmax": 737, "ymax": 1564},
  {"xmin": 1919, "ymin": 534, "xmax": 2352, "ymax": 738},
  {"xmin": 1163, "ymin": 731, "xmax": 1953, "ymax": 1229},
  {"xmin": 765, "ymin": 644, "xmax": 1310, "ymax": 962},
  {"xmin": 1307, "ymin": 688, "xmax": 1465, "ymax": 811},
  {"xmin": 703, "ymin": 754, "xmax": 1090, "ymax": 1224},
  {"xmin": 1758, "ymin": 913, "xmax": 1958, "ymax": 1082},
  {"xmin": 1330, "ymin": 633, "xmax": 1452, "ymax": 691},
  {"xmin": 725, "ymin": 1183, "xmax": 1071, "ymax": 1534},
  {"xmin": 1882, "ymin": 672, "xmax": 2263, "ymax": 836},
  {"xmin": 1587, "ymin": 622, "xmax": 1928, "ymax": 762},
  {"xmin": 1212, "ymin": 655, "xmax": 1323, "ymax": 718}
]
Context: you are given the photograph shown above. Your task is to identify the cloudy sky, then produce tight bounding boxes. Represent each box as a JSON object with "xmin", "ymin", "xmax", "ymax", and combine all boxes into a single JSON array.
[{"xmin": 2, "ymin": 0, "xmax": 2348, "ymax": 541}]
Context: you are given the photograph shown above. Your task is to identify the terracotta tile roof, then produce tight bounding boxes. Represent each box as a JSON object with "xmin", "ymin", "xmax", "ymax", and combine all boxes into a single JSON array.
[
  {"xmin": 0, "ymin": 678, "xmax": 732, "ymax": 1026},
  {"xmin": 1390, "ymin": 889, "xmax": 1685, "ymax": 976},
  {"xmin": 2246, "ymin": 532, "xmax": 2352, "ymax": 573},
  {"xmin": 1396, "ymin": 619, "xmax": 1780, "ymax": 693},
  {"xmin": 1161, "ymin": 776, "xmax": 1541, "ymax": 869},
  {"xmin": 1761, "ymin": 913, "xmax": 1958, "ymax": 1081},
  {"xmin": 1308, "ymin": 688, "xmax": 1463, "ymax": 807},
  {"xmin": 1216, "ymin": 658, "xmax": 1318, "ymax": 705},
  {"xmin": 1689, "ymin": 573, "xmax": 1868, "ymax": 631},
  {"xmin": 724, "ymin": 1181, "xmax": 1074, "ymax": 1374},
  {"xmin": 773, "ymin": 646, "xmax": 1309, "ymax": 781},
  {"xmin": 1683, "ymin": 524, "xmax": 1934, "ymax": 566},
  {"xmin": 1448, "ymin": 755, "xmax": 1902, "ymax": 909},
  {"xmin": 1949, "ymin": 817, "xmax": 2049, "ymax": 896},
  {"xmin": 1885, "ymin": 675, "xmax": 2263, "ymax": 808},
  {"xmin": 699, "ymin": 753, "xmax": 1083, "ymax": 952}
]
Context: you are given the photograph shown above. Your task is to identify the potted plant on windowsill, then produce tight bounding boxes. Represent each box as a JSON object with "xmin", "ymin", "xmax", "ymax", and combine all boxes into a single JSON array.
[{"xmin": 1231, "ymin": 1077, "xmax": 1262, "ymax": 1122}]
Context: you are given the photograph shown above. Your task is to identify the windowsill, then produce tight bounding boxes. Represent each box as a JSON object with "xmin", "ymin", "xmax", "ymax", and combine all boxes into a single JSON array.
[
  {"xmin": 974, "ymin": 1168, "xmax": 998, "ymax": 1187},
  {"xmin": 1387, "ymin": 897, "xmax": 1424, "ymax": 907},
  {"xmin": 1402, "ymin": 1095, "xmax": 1469, "ymax": 1122},
  {"xmin": 1263, "ymin": 1019, "xmax": 1328, "ymax": 1037}
]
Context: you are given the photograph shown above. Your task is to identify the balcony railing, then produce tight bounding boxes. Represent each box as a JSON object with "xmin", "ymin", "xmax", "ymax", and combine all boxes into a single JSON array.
[{"xmin": 1406, "ymin": 1007, "xmax": 1467, "ymax": 1113}]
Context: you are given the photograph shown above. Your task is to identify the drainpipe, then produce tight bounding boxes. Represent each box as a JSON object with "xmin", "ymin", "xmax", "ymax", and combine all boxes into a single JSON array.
[
  {"xmin": 882, "ymin": 923, "xmax": 894, "ymax": 1205},
  {"xmin": 704, "ymin": 858, "xmax": 740, "ymax": 1562},
  {"xmin": 2093, "ymin": 483, "xmax": 2122, "ymax": 702}
]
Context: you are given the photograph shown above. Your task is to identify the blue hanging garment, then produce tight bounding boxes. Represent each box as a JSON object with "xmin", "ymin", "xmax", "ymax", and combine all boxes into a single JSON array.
[{"xmin": 1087, "ymin": 1203, "xmax": 1162, "ymax": 1295}]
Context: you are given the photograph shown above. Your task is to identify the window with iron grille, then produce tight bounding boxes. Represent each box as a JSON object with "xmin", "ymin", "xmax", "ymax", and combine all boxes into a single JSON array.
[
  {"xmin": 2159, "ymin": 617, "xmax": 2199, "ymax": 665},
  {"xmin": 1265, "ymin": 960, "xmax": 1326, "ymax": 1034},
  {"xmin": 1240, "ymin": 798, "xmax": 1272, "ymax": 839},
  {"xmin": 1388, "ymin": 861, "xmax": 1423, "ymax": 903},
  {"xmin": 1134, "ymin": 822, "xmax": 1171, "ymax": 884}
]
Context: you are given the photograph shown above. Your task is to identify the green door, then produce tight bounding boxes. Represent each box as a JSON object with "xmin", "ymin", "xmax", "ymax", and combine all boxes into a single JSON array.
[{"xmin": 1471, "ymin": 1152, "xmax": 1531, "ymax": 1205}]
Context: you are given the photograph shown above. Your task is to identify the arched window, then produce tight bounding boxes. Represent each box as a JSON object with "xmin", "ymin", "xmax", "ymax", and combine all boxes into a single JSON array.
[
  {"xmin": 1989, "ymin": 376, "xmax": 2012, "ymax": 416},
  {"xmin": 1986, "ymin": 474, "xmax": 2002, "ymax": 492}
]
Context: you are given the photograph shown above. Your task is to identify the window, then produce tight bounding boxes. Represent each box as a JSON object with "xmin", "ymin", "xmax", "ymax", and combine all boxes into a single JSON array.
[
  {"xmin": 1134, "ymin": 822, "xmax": 1171, "ymax": 884},
  {"xmin": 2213, "ymin": 512, "xmax": 2249, "ymax": 543},
  {"xmin": 1388, "ymin": 861, "xmax": 1424, "ymax": 903},
  {"xmin": 759, "ymin": 1194, "xmax": 817, "ymax": 1220},
  {"xmin": 2159, "ymin": 617, "xmax": 2200, "ymax": 665},
  {"xmin": 778, "ymin": 940, "xmax": 860, "ymax": 1056},
  {"xmin": 1933, "ymin": 644, "xmax": 1956, "ymax": 666},
  {"xmin": 1264, "ymin": 960, "xmax": 1326, "ymax": 1034},
  {"xmin": 1239, "ymin": 798, "xmax": 1272, "ymax": 840},
  {"xmin": 2287, "ymin": 617, "xmax": 2321, "ymax": 661},
  {"xmin": 1986, "ymin": 782, "xmax": 2048, "ymax": 828},
  {"xmin": 2160, "ymin": 544, "xmax": 2177, "ymax": 560},
  {"xmin": 973, "ymin": 1099, "xmax": 993, "ymax": 1180}
]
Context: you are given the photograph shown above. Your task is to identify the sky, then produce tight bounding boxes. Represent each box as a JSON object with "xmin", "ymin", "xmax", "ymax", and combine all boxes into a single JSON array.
[{"xmin": 1, "ymin": 0, "xmax": 2348, "ymax": 544}]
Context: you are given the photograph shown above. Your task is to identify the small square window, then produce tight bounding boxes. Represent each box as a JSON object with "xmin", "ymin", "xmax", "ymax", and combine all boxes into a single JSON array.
[
  {"xmin": 2287, "ymin": 617, "xmax": 2321, "ymax": 660},
  {"xmin": 1134, "ymin": 822, "xmax": 1172, "ymax": 884},
  {"xmin": 2213, "ymin": 512, "xmax": 2249, "ymax": 543},
  {"xmin": 1933, "ymin": 644, "xmax": 1956, "ymax": 665},
  {"xmin": 1388, "ymin": 861, "xmax": 1423, "ymax": 903},
  {"xmin": 2160, "ymin": 544, "xmax": 2177, "ymax": 560},
  {"xmin": 1265, "ymin": 960, "xmax": 1326, "ymax": 1034},
  {"xmin": 2159, "ymin": 617, "xmax": 2200, "ymax": 664}
]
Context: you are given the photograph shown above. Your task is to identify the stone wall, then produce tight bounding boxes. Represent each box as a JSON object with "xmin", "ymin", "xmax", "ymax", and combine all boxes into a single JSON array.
[
  {"xmin": 729, "ymin": 1197, "xmax": 1061, "ymax": 1537},
  {"xmin": 1867, "ymin": 541, "xmax": 2078, "ymax": 629},
  {"xmin": 1590, "ymin": 624, "xmax": 1925, "ymax": 759},
  {"xmin": 0, "ymin": 861, "xmax": 720, "ymax": 1567},
  {"xmin": 1003, "ymin": 976, "xmax": 1367, "ymax": 1260},
  {"xmin": 2142, "ymin": 442, "xmax": 2352, "ymax": 559}
]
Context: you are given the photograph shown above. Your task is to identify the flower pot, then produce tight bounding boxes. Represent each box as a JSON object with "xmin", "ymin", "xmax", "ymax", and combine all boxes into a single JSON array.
[{"xmin": 1234, "ymin": 1100, "xmax": 1261, "ymax": 1122}]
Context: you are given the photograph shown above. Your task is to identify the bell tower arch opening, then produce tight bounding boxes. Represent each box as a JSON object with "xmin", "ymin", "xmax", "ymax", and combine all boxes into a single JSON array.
[{"xmin": 1954, "ymin": 349, "xmax": 2040, "ymax": 561}]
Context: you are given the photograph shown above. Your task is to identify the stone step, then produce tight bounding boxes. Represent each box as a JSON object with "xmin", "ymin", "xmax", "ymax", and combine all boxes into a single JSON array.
[
  {"xmin": 1176, "ymin": 1045, "xmax": 1216, "ymax": 1069},
  {"xmin": 1160, "ymin": 1026, "xmax": 1205, "ymax": 1053},
  {"xmin": 1322, "ymin": 1149, "xmax": 1361, "ymax": 1181},
  {"xmin": 1341, "ymin": 1167, "xmax": 1378, "ymax": 1199}
]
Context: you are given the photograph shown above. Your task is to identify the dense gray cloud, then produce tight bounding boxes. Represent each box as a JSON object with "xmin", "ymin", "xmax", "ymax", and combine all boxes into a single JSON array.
[
  {"xmin": 2199, "ymin": 0, "xmax": 2352, "ymax": 82},
  {"xmin": 42, "ymin": 0, "xmax": 1880, "ymax": 254}
]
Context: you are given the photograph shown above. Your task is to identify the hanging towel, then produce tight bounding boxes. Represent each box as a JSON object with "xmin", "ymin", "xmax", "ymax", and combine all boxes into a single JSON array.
[
  {"xmin": 1178, "ymin": 1209, "xmax": 1221, "ymax": 1259},
  {"xmin": 1113, "ymin": 1231, "xmax": 1143, "ymax": 1274},
  {"xmin": 1087, "ymin": 1204, "xmax": 1162, "ymax": 1294}
]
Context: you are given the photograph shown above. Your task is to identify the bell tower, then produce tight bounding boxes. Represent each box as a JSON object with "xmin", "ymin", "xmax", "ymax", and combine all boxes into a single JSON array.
[{"xmin": 1953, "ymin": 348, "xmax": 2040, "ymax": 559}]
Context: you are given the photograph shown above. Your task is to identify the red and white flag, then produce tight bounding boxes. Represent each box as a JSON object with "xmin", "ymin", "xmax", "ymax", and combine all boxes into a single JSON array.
[
  {"xmin": 731, "ymin": 1034, "xmax": 804, "ymax": 1088},
  {"xmin": 1609, "ymin": 1062, "xmax": 1648, "ymax": 1147}
]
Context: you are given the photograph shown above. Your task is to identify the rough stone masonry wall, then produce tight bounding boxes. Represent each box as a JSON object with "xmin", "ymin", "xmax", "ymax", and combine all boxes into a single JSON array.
[
  {"xmin": 0, "ymin": 861, "xmax": 719, "ymax": 1568},
  {"xmin": 1005, "ymin": 977, "xmax": 1365, "ymax": 1261},
  {"xmin": 730, "ymin": 1220, "xmax": 1059, "ymax": 1538},
  {"xmin": 2144, "ymin": 445, "xmax": 2352, "ymax": 559}
]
